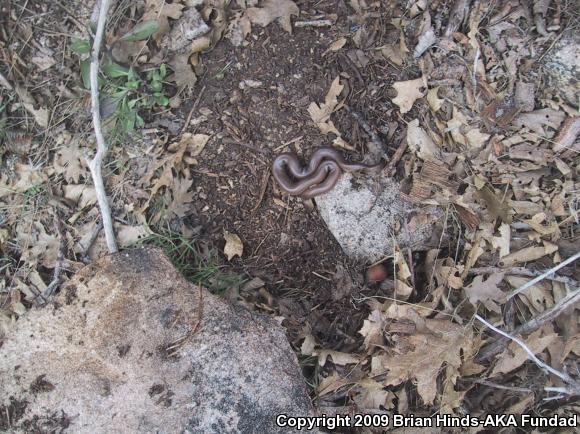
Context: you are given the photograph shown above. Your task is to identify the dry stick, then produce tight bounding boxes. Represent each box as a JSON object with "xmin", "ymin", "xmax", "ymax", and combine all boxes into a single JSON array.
[
  {"xmin": 180, "ymin": 85, "xmax": 206, "ymax": 135},
  {"xmin": 383, "ymin": 133, "xmax": 408, "ymax": 176},
  {"xmin": 474, "ymin": 314, "xmax": 580, "ymax": 396},
  {"xmin": 469, "ymin": 266, "xmax": 577, "ymax": 286},
  {"xmin": 345, "ymin": 105, "xmax": 388, "ymax": 155},
  {"xmin": 476, "ymin": 289, "xmax": 580, "ymax": 363},
  {"xmin": 88, "ymin": 0, "xmax": 118, "ymax": 253},
  {"xmin": 507, "ymin": 251, "xmax": 580, "ymax": 300}
]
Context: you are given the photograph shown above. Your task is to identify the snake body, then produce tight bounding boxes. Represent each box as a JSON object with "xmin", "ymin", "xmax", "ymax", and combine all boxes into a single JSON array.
[{"xmin": 272, "ymin": 147, "xmax": 383, "ymax": 199}]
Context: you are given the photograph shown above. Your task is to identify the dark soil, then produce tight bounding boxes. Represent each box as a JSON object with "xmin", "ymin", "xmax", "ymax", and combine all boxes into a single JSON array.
[{"xmin": 182, "ymin": 4, "xmax": 406, "ymax": 351}]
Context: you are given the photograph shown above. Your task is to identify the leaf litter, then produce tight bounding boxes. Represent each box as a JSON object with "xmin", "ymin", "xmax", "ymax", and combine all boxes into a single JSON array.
[{"xmin": 0, "ymin": 0, "xmax": 579, "ymax": 427}]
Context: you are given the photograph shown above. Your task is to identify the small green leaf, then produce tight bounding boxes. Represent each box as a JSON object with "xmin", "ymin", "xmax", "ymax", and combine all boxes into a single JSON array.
[
  {"xmin": 136, "ymin": 114, "xmax": 145, "ymax": 128},
  {"xmin": 71, "ymin": 37, "xmax": 91, "ymax": 54},
  {"xmin": 159, "ymin": 63, "xmax": 166, "ymax": 78},
  {"xmin": 151, "ymin": 81, "xmax": 162, "ymax": 92},
  {"xmin": 119, "ymin": 20, "xmax": 159, "ymax": 42},
  {"xmin": 102, "ymin": 62, "xmax": 130, "ymax": 78},
  {"xmin": 80, "ymin": 59, "xmax": 91, "ymax": 89},
  {"xmin": 155, "ymin": 95, "xmax": 170, "ymax": 107},
  {"xmin": 126, "ymin": 79, "xmax": 140, "ymax": 89}
]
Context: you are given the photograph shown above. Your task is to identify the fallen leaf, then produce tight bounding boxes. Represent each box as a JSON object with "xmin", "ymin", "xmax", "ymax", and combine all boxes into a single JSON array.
[
  {"xmin": 301, "ymin": 333, "xmax": 316, "ymax": 355},
  {"xmin": 9, "ymin": 163, "xmax": 47, "ymax": 194},
  {"xmin": 142, "ymin": 0, "xmax": 184, "ymax": 42},
  {"xmin": 513, "ymin": 109, "xmax": 565, "ymax": 136},
  {"xmin": 227, "ymin": 11, "xmax": 252, "ymax": 47},
  {"xmin": 392, "ymin": 76, "xmax": 426, "ymax": 114},
  {"xmin": 373, "ymin": 313, "xmax": 473, "ymax": 405},
  {"xmin": 317, "ymin": 371, "xmax": 351, "ymax": 396},
  {"xmin": 53, "ymin": 141, "xmax": 88, "ymax": 183},
  {"xmin": 223, "ymin": 231, "xmax": 243, "ymax": 260},
  {"xmin": 166, "ymin": 176, "xmax": 194, "ymax": 218},
  {"xmin": 465, "ymin": 128, "xmax": 490, "ymax": 150},
  {"xmin": 307, "ymin": 76, "xmax": 343, "ymax": 135},
  {"xmin": 359, "ymin": 309, "xmax": 386, "ymax": 352},
  {"xmin": 491, "ymin": 223, "xmax": 511, "ymax": 258},
  {"xmin": 323, "ymin": 37, "xmax": 347, "ymax": 56},
  {"xmin": 407, "ymin": 119, "xmax": 440, "ymax": 161},
  {"xmin": 426, "ymin": 86, "xmax": 443, "ymax": 112},
  {"xmin": 491, "ymin": 329, "xmax": 557, "ymax": 376},
  {"xmin": 315, "ymin": 349, "xmax": 361, "ymax": 366},
  {"xmin": 63, "ymin": 184, "xmax": 97, "ymax": 208},
  {"xmin": 179, "ymin": 132, "xmax": 210, "ymax": 164},
  {"xmin": 16, "ymin": 221, "xmax": 60, "ymax": 268},
  {"xmin": 15, "ymin": 85, "xmax": 49, "ymax": 128},
  {"xmin": 500, "ymin": 243, "xmax": 558, "ymax": 267},
  {"xmin": 464, "ymin": 273, "xmax": 506, "ymax": 314},
  {"xmin": 354, "ymin": 378, "xmax": 395, "ymax": 410},
  {"xmin": 246, "ymin": 0, "xmax": 299, "ymax": 33},
  {"xmin": 32, "ymin": 55, "xmax": 56, "ymax": 71},
  {"xmin": 169, "ymin": 54, "xmax": 197, "ymax": 89}
]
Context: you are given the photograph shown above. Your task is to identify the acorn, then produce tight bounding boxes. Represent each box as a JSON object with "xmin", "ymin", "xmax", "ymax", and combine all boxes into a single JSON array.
[{"xmin": 366, "ymin": 264, "xmax": 387, "ymax": 283}]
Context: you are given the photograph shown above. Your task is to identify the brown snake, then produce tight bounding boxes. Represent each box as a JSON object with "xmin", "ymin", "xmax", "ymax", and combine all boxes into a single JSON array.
[{"xmin": 272, "ymin": 147, "xmax": 384, "ymax": 199}]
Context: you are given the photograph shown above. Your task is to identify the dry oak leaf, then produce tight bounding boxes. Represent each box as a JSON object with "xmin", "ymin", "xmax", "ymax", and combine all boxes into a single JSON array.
[
  {"xmin": 227, "ymin": 11, "xmax": 252, "ymax": 46},
  {"xmin": 246, "ymin": 0, "xmax": 299, "ymax": 33},
  {"xmin": 491, "ymin": 328, "xmax": 558, "ymax": 377},
  {"xmin": 63, "ymin": 184, "xmax": 97, "ymax": 208},
  {"xmin": 407, "ymin": 119, "xmax": 440, "ymax": 161},
  {"xmin": 16, "ymin": 221, "xmax": 60, "ymax": 268},
  {"xmin": 359, "ymin": 309, "xmax": 386, "ymax": 351},
  {"xmin": 223, "ymin": 231, "xmax": 243, "ymax": 260},
  {"xmin": 500, "ymin": 242, "xmax": 558, "ymax": 267},
  {"xmin": 373, "ymin": 315, "xmax": 473, "ymax": 405},
  {"xmin": 300, "ymin": 333, "xmax": 316, "ymax": 356},
  {"xmin": 53, "ymin": 142, "xmax": 88, "ymax": 183},
  {"xmin": 15, "ymin": 85, "xmax": 49, "ymax": 128},
  {"xmin": 317, "ymin": 371, "xmax": 351, "ymax": 397},
  {"xmin": 307, "ymin": 76, "xmax": 344, "ymax": 136},
  {"xmin": 391, "ymin": 76, "xmax": 426, "ymax": 114},
  {"xmin": 315, "ymin": 349, "xmax": 361, "ymax": 367},
  {"xmin": 8, "ymin": 163, "xmax": 47, "ymax": 195},
  {"xmin": 513, "ymin": 109, "xmax": 565, "ymax": 136},
  {"xmin": 169, "ymin": 54, "xmax": 197, "ymax": 89},
  {"xmin": 142, "ymin": 0, "xmax": 184, "ymax": 42},
  {"xmin": 464, "ymin": 273, "xmax": 506, "ymax": 314},
  {"xmin": 353, "ymin": 378, "xmax": 396, "ymax": 410},
  {"xmin": 167, "ymin": 176, "xmax": 195, "ymax": 218},
  {"xmin": 323, "ymin": 37, "xmax": 347, "ymax": 56}
]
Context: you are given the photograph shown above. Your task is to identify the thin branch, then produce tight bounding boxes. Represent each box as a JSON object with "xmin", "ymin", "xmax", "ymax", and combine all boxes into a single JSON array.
[
  {"xmin": 507, "ymin": 251, "xmax": 580, "ymax": 300},
  {"xmin": 88, "ymin": 0, "xmax": 118, "ymax": 253},
  {"xmin": 476, "ymin": 289, "xmax": 580, "ymax": 362},
  {"xmin": 469, "ymin": 266, "xmax": 577, "ymax": 286},
  {"xmin": 475, "ymin": 314, "xmax": 580, "ymax": 396}
]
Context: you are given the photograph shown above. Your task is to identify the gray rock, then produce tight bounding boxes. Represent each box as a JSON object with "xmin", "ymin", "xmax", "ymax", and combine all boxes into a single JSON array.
[
  {"xmin": 543, "ymin": 33, "xmax": 580, "ymax": 108},
  {"xmin": 0, "ymin": 248, "xmax": 315, "ymax": 433},
  {"xmin": 165, "ymin": 7, "xmax": 210, "ymax": 53},
  {"xmin": 316, "ymin": 174, "xmax": 442, "ymax": 261}
]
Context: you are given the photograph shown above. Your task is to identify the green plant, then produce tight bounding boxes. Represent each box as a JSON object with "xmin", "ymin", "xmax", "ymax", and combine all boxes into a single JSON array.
[
  {"xmin": 70, "ymin": 20, "xmax": 169, "ymax": 142},
  {"xmin": 140, "ymin": 229, "xmax": 246, "ymax": 294}
]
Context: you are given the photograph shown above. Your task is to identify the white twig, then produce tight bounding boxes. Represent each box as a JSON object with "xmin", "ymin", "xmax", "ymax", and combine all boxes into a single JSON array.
[
  {"xmin": 294, "ymin": 20, "xmax": 333, "ymax": 27},
  {"xmin": 88, "ymin": 0, "xmax": 118, "ymax": 253},
  {"xmin": 507, "ymin": 251, "xmax": 580, "ymax": 299},
  {"xmin": 475, "ymin": 314, "xmax": 580, "ymax": 396}
]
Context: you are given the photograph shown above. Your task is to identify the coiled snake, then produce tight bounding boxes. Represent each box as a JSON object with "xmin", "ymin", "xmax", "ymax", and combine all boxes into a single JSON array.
[{"xmin": 272, "ymin": 147, "xmax": 383, "ymax": 199}]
